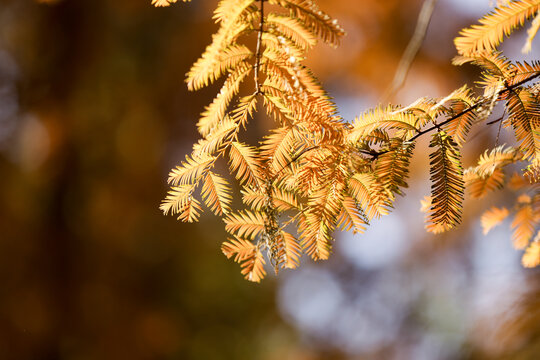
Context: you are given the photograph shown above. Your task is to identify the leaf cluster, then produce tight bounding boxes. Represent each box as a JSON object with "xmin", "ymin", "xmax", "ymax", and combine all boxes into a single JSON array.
[{"xmin": 157, "ymin": 0, "xmax": 540, "ymax": 280}]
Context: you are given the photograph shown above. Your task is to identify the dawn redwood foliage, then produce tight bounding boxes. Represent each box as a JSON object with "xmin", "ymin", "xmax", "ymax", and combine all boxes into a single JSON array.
[{"xmin": 155, "ymin": 0, "xmax": 540, "ymax": 281}]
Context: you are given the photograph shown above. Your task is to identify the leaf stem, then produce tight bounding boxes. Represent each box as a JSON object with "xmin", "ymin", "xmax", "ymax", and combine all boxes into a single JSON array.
[
  {"xmin": 376, "ymin": 71, "xmax": 540, "ymax": 156},
  {"xmin": 254, "ymin": 0, "xmax": 265, "ymax": 94}
]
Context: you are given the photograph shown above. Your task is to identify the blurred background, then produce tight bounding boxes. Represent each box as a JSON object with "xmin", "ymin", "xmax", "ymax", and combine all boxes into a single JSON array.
[{"xmin": 0, "ymin": 0, "xmax": 538, "ymax": 359}]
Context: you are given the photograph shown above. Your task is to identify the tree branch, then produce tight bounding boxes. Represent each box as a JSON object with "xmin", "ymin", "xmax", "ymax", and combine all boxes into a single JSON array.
[
  {"xmin": 254, "ymin": 0, "xmax": 265, "ymax": 94},
  {"xmin": 372, "ymin": 71, "xmax": 540, "ymax": 157},
  {"xmin": 411, "ymin": 72, "xmax": 540, "ymax": 141}
]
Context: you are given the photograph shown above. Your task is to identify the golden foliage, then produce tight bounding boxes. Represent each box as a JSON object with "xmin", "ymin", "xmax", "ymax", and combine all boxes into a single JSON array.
[
  {"xmin": 348, "ymin": 173, "xmax": 391, "ymax": 221},
  {"xmin": 152, "ymin": 0, "xmax": 178, "ymax": 7},
  {"xmin": 177, "ymin": 197, "xmax": 203, "ymax": 222},
  {"xmin": 221, "ymin": 238, "xmax": 266, "ymax": 282},
  {"xmin": 228, "ymin": 141, "xmax": 264, "ymax": 188},
  {"xmin": 420, "ymin": 195, "xmax": 432, "ymax": 213},
  {"xmin": 481, "ymin": 206, "xmax": 510, "ymax": 234},
  {"xmin": 374, "ymin": 140, "xmax": 415, "ymax": 199},
  {"xmin": 522, "ymin": 236, "xmax": 540, "ymax": 267},
  {"xmin": 268, "ymin": 0, "xmax": 345, "ymax": 46},
  {"xmin": 266, "ymin": 13, "xmax": 317, "ymax": 50},
  {"xmin": 193, "ymin": 116, "xmax": 238, "ymax": 156},
  {"xmin": 464, "ymin": 145, "xmax": 520, "ymax": 198},
  {"xmin": 159, "ymin": 0, "xmax": 540, "ymax": 279},
  {"xmin": 472, "ymin": 145, "xmax": 520, "ymax": 176},
  {"xmin": 509, "ymin": 60, "xmax": 540, "ymax": 86},
  {"xmin": 336, "ymin": 196, "xmax": 368, "ymax": 234},
  {"xmin": 224, "ymin": 210, "xmax": 266, "ymax": 240},
  {"xmin": 187, "ymin": 0, "xmax": 257, "ymax": 91},
  {"xmin": 260, "ymin": 126, "xmax": 301, "ymax": 173},
  {"xmin": 300, "ymin": 166, "xmax": 346, "ymax": 261},
  {"xmin": 160, "ymin": 184, "xmax": 196, "ymax": 217},
  {"xmin": 478, "ymin": 178, "xmax": 539, "ymax": 267},
  {"xmin": 505, "ymin": 87, "xmax": 540, "ymax": 164},
  {"xmin": 196, "ymin": 64, "xmax": 252, "ymax": 137},
  {"xmin": 426, "ymin": 132, "xmax": 464, "ymax": 233},
  {"xmin": 348, "ymin": 106, "xmax": 419, "ymax": 142},
  {"xmin": 277, "ymin": 230, "xmax": 302, "ymax": 269},
  {"xmin": 465, "ymin": 167, "xmax": 505, "ymax": 199},
  {"xmin": 511, "ymin": 194, "xmax": 538, "ymax": 249},
  {"xmin": 241, "ymin": 187, "xmax": 299, "ymax": 212},
  {"xmin": 239, "ymin": 246, "xmax": 266, "ymax": 282},
  {"xmin": 453, "ymin": 50, "xmax": 513, "ymax": 81},
  {"xmin": 455, "ymin": 0, "xmax": 540, "ymax": 55},
  {"xmin": 441, "ymin": 85, "xmax": 478, "ymax": 146},
  {"xmin": 222, "ymin": 237, "xmax": 255, "ymax": 262},
  {"xmin": 201, "ymin": 172, "xmax": 233, "ymax": 216},
  {"xmin": 168, "ymin": 153, "xmax": 215, "ymax": 186}
]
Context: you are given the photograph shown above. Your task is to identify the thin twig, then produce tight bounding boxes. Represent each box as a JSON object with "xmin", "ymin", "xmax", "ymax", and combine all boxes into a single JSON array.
[
  {"xmin": 411, "ymin": 72, "xmax": 540, "ymax": 142},
  {"xmin": 408, "ymin": 103, "xmax": 479, "ymax": 142},
  {"xmin": 495, "ymin": 110, "xmax": 506, "ymax": 146},
  {"xmin": 486, "ymin": 115, "xmax": 505, "ymax": 126},
  {"xmin": 381, "ymin": 0, "xmax": 438, "ymax": 102},
  {"xmin": 254, "ymin": 0, "xmax": 265, "ymax": 94},
  {"xmin": 270, "ymin": 145, "xmax": 319, "ymax": 183},
  {"xmin": 374, "ymin": 72, "xmax": 540, "ymax": 156}
]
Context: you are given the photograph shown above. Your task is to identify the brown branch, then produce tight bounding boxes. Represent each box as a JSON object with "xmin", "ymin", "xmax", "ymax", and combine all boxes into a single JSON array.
[
  {"xmin": 495, "ymin": 110, "xmax": 506, "ymax": 146},
  {"xmin": 373, "ymin": 71, "xmax": 540, "ymax": 157},
  {"xmin": 254, "ymin": 0, "xmax": 265, "ymax": 94},
  {"xmin": 419, "ymin": 72, "xmax": 540, "ymax": 138},
  {"xmin": 486, "ymin": 115, "xmax": 505, "ymax": 126}
]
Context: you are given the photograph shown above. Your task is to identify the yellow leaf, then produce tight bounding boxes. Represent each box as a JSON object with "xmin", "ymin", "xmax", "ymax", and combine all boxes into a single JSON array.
[
  {"xmin": 522, "ymin": 239, "xmax": 540, "ymax": 267},
  {"xmin": 481, "ymin": 206, "xmax": 510, "ymax": 234},
  {"xmin": 268, "ymin": 0, "xmax": 345, "ymax": 46},
  {"xmin": 222, "ymin": 238, "xmax": 267, "ymax": 281},
  {"xmin": 224, "ymin": 210, "xmax": 266, "ymax": 240},
  {"xmin": 337, "ymin": 196, "xmax": 368, "ymax": 234},
  {"xmin": 426, "ymin": 132, "xmax": 464, "ymax": 233},
  {"xmin": 277, "ymin": 230, "xmax": 302, "ymax": 269},
  {"xmin": 222, "ymin": 238, "xmax": 256, "ymax": 262},
  {"xmin": 511, "ymin": 202, "xmax": 536, "ymax": 249},
  {"xmin": 177, "ymin": 198, "xmax": 203, "ymax": 222},
  {"xmin": 420, "ymin": 195, "xmax": 432, "ymax": 213},
  {"xmin": 201, "ymin": 171, "xmax": 233, "ymax": 216},
  {"xmin": 266, "ymin": 13, "xmax": 317, "ymax": 50},
  {"xmin": 454, "ymin": 0, "xmax": 540, "ymax": 55},
  {"xmin": 152, "ymin": 0, "xmax": 191, "ymax": 7},
  {"xmin": 167, "ymin": 153, "xmax": 215, "ymax": 186},
  {"xmin": 160, "ymin": 184, "xmax": 197, "ymax": 218},
  {"xmin": 228, "ymin": 141, "xmax": 264, "ymax": 188},
  {"xmin": 348, "ymin": 173, "xmax": 391, "ymax": 220},
  {"xmin": 152, "ymin": 0, "xmax": 177, "ymax": 7},
  {"xmin": 241, "ymin": 247, "xmax": 266, "ymax": 282}
]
